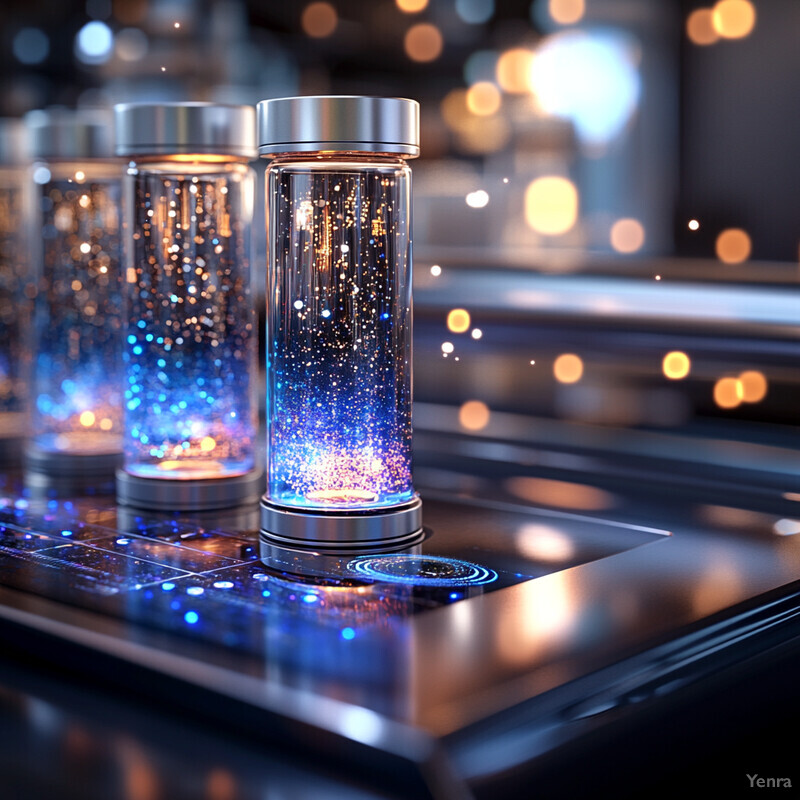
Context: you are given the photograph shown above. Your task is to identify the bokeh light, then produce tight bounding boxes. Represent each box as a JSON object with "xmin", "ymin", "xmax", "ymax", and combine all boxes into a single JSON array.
[
  {"xmin": 548, "ymin": 0, "xmax": 585, "ymax": 25},
  {"xmin": 466, "ymin": 81, "xmax": 501, "ymax": 116},
  {"xmin": 687, "ymin": 9, "xmax": 719, "ymax": 45},
  {"xmin": 115, "ymin": 28, "xmax": 148, "ymax": 61},
  {"xmin": 662, "ymin": 351, "xmax": 691, "ymax": 380},
  {"xmin": 459, "ymin": 400, "xmax": 490, "ymax": 431},
  {"xmin": 529, "ymin": 31, "xmax": 641, "ymax": 146},
  {"xmin": 610, "ymin": 218, "xmax": 645, "ymax": 253},
  {"xmin": 553, "ymin": 354, "xmax": 584, "ymax": 384},
  {"xmin": 465, "ymin": 190, "xmax": 489, "ymax": 208},
  {"xmin": 396, "ymin": 0, "xmax": 428, "ymax": 12},
  {"xmin": 715, "ymin": 228, "xmax": 751, "ymax": 263},
  {"xmin": 524, "ymin": 176, "xmax": 578, "ymax": 235},
  {"xmin": 455, "ymin": 0, "xmax": 495, "ymax": 25},
  {"xmin": 739, "ymin": 370, "xmax": 767, "ymax": 403},
  {"xmin": 12, "ymin": 28, "xmax": 49, "ymax": 65},
  {"xmin": 404, "ymin": 23, "xmax": 443, "ymax": 62},
  {"xmin": 496, "ymin": 48, "xmax": 535, "ymax": 93},
  {"xmin": 75, "ymin": 20, "xmax": 114, "ymax": 64},
  {"xmin": 301, "ymin": 2, "xmax": 338, "ymax": 38},
  {"xmin": 447, "ymin": 309, "xmax": 471, "ymax": 333},
  {"xmin": 713, "ymin": 377, "xmax": 743, "ymax": 409},
  {"xmin": 712, "ymin": 0, "xmax": 756, "ymax": 39}
]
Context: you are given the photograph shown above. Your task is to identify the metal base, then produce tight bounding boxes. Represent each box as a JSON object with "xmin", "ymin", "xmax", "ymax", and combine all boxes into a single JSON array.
[
  {"xmin": 259, "ymin": 532, "xmax": 426, "ymax": 585},
  {"xmin": 24, "ymin": 442, "xmax": 123, "ymax": 479},
  {"xmin": 116, "ymin": 468, "xmax": 264, "ymax": 512},
  {"xmin": 260, "ymin": 495, "xmax": 423, "ymax": 549}
]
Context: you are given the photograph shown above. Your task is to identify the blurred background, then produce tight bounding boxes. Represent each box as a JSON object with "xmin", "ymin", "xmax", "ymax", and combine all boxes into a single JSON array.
[{"xmin": 2, "ymin": 0, "xmax": 799, "ymax": 499}]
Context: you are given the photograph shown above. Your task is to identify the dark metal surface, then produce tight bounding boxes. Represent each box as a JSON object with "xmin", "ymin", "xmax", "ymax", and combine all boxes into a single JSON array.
[{"xmin": 1, "ymin": 424, "xmax": 800, "ymax": 797}]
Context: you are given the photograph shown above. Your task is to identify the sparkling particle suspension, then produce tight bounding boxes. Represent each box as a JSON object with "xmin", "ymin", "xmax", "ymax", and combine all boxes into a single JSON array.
[
  {"xmin": 124, "ymin": 163, "xmax": 255, "ymax": 480},
  {"xmin": 114, "ymin": 103, "xmax": 261, "ymax": 511},
  {"xmin": 268, "ymin": 161, "xmax": 413, "ymax": 509},
  {"xmin": 24, "ymin": 108, "xmax": 124, "ymax": 477},
  {"xmin": 258, "ymin": 95, "xmax": 422, "ymax": 547}
]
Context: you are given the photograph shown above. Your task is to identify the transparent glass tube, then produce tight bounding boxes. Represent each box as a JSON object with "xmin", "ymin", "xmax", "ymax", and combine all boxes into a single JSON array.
[
  {"xmin": 122, "ymin": 158, "xmax": 257, "ymax": 480},
  {"xmin": 30, "ymin": 160, "xmax": 124, "ymax": 456},
  {"xmin": 266, "ymin": 154, "xmax": 414, "ymax": 511},
  {"xmin": 0, "ymin": 164, "xmax": 30, "ymax": 441}
]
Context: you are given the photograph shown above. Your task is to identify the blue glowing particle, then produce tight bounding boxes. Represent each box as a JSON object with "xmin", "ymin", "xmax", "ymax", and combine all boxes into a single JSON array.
[
  {"xmin": 184, "ymin": 611, "xmax": 199, "ymax": 624},
  {"xmin": 137, "ymin": 320, "xmax": 146, "ymax": 329},
  {"xmin": 61, "ymin": 529, "xmax": 73, "ymax": 537},
  {"xmin": 213, "ymin": 581, "xmax": 234, "ymax": 589},
  {"xmin": 261, "ymin": 589, "xmax": 271, "ymax": 597},
  {"xmin": 161, "ymin": 582, "xmax": 176, "ymax": 591},
  {"xmin": 449, "ymin": 592, "xmax": 460, "ymax": 600},
  {"xmin": 186, "ymin": 586, "xmax": 204, "ymax": 596},
  {"xmin": 132, "ymin": 345, "xmax": 143, "ymax": 355},
  {"xmin": 116, "ymin": 538, "xmax": 130, "ymax": 545},
  {"xmin": 341, "ymin": 627, "xmax": 356, "ymax": 640},
  {"xmin": 127, "ymin": 334, "xmax": 137, "ymax": 345},
  {"xmin": 302, "ymin": 593, "xmax": 318, "ymax": 604}
]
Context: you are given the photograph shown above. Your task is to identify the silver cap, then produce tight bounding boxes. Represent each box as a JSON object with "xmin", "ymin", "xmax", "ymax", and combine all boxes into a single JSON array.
[
  {"xmin": 257, "ymin": 95, "xmax": 420, "ymax": 157},
  {"xmin": 25, "ymin": 107, "xmax": 114, "ymax": 160},
  {"xmin": 114, "ymin": 102, "xmax": 257, "ymax": 159},
  {"xmin": 0, "ymin": 118, "xmax": 28, "ymax": 165}
]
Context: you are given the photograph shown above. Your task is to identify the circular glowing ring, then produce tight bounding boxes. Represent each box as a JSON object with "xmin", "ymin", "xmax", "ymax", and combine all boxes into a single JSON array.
[{"xmin": 346, "ymin": 554, "xmax": 498, "ymax": 587}]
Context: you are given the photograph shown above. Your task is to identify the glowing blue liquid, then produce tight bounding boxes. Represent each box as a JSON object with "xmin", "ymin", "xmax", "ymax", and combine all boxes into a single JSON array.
[
  {"xmin": 30, "ymin": 166, "xmax": 124, "ymax": 454},
  {"xmin": 267, "ymin": 158, "xmax": 414, "ymax": 510},
  {"xmin": 123, "ymin": 162, "xmax": 256, "ymax": 480}
]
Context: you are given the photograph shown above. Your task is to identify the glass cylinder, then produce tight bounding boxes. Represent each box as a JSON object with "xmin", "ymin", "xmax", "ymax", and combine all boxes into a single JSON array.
[
  {"xmin": 114, "ymin": 103, "xmax": 261, "ymax": 511},
  {"xmin": 24, "ymin": 108, "xmax": 124, "ymax": 475},
  {"xmin": 258, "ymin": 95, "xmax": 422, "ymax": 547},
  {"xmin": 0, "ymin": 119, "xmax": 31, "ymax": 458}
]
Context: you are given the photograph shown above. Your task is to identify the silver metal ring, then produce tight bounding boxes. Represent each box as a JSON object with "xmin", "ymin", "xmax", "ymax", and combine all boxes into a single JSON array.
[
  {"xmin": 114, "ymin": 102, "xmax": 257, "ymax": 158},
  {"xmin": 257, "ymin": 96, "xmax": 420, "ymax": 157},
  {"xmin": 260, "ymin": 495, "xmax": 423, "ymax": 547},
  {"xmin": 25, "ymin": 107, "xmax": 114, "ymax": 160},
  {"xmin": 116, "ymin": 468, "xmax": 264, "ymax": 511}
]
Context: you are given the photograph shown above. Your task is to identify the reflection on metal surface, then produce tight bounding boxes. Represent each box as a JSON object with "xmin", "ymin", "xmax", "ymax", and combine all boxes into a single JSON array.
[
  {"xmin": 505, "ymin": 476, "xmax": 617, "ymax": 511},
  {"xmin": 497, "ymin": 572, "xmax": 578, "ymax": 666},
  {"xmin": 698, "ymin": 504, "xmax": 774, "ymax": 533},
  {"xmin": 347, "ymin": 554, "xmax": 498, "ymax": 587},
  {"xmin": 691, "ymin": 557, "xmax": 745, "ymax": 617},
  {"xmin": 515, "ymin": 524, "xmax": 576, "ymax": 563}
]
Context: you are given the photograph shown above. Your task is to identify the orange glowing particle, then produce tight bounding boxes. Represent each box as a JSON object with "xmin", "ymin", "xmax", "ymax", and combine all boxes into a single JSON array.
[
  {"xmin": 459, "ymin": 400, "xmax": 490, "ymax": 431},
  {"xmin": 466, "ymin": 82, "xmax": 501, "ymax": 116},
  {"xmin": 396, "ymin": 0, "xmax": 428, "ymax": 12},
  {"xmin": 662, "ymin": 351, "xmax": 691, "ymax": 380},
  {"xmin": 496, "ymin": 48, "xmax": 535, "ymax": 94},
  {"xmin": 447, "ymin": 308, "xmax": 471, "ymax": 333},
  {"xmin": 553, "ymin": 354, "xmax": 583, "ymax": 384},
  {"xmin": 738, "ymin": 370, "xmax": 767, "ymax": 403},
  {"xmin": 712, "ymin": 0, "xmax": 756, "ymax": 39},
  {"xmin": 301, "ymin": 2, "xmax": 338, "ymax": 38},
  {"xmin": 404, "ymin": 23, "xmax": 443, "ymax": 62},
  {"xmin": 686, "ymin": 9, "xmax": 719, "ymax": 45},
  {"xmin": 549, "ymin": 0, "xmax": 585, "ymax": 25},
  {"xmin": 715, "ymin": 228, "xmax": 751, "ymax": 263},
  {"xmin": 714, "ymin": 377, "xmax": 743, "ymax": 409},
  {"xmin": 79, "ymin": 411, "xmax": 96, "ymax": 427}
]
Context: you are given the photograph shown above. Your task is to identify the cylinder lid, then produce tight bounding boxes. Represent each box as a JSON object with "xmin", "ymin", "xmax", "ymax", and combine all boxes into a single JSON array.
[
  {"xmin": 25, "ymin": 107, "xmax": 114, "ymax": 160},
  {"xmin": 114, "ymin": 102, "xmax": 257, "ymax": 159},
  {"xmin": 257, "ymin": 95, "xmax": 419, "ymax": 157}
]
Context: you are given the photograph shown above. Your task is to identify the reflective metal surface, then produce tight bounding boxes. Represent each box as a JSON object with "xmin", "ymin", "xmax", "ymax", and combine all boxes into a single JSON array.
[
  {"xmin": 257, "ymin": 96, "xmax": 420, "ymax": 156},
  {"xmin": 114, "ymin": 102, "xmax": 257, "ymax": 158}
]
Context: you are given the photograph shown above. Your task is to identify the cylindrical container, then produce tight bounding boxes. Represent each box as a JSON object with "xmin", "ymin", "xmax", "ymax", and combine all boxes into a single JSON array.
[
  {"xmin": 24, "ymin": 108, "xmax": 124, "ymax": 479},
  {"xmin": 258, "ymin": 95, "xmax": 422, "ymax": 548},
  {"xmin": 114, "ymin": 102, "xmax": 261, "ymax": 511},
  {"xmin": 0, "ymin": 119, "xmax": 31, "ymax": 463}
]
